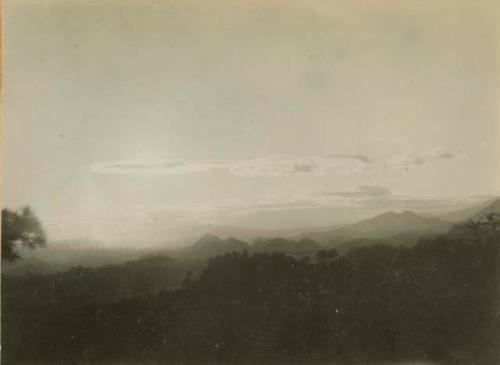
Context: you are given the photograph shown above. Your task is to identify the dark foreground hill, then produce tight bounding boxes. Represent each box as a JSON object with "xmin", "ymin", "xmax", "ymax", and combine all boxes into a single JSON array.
[
  {"xmin": 2, "ymin": 244, "xmax": 149, "ymax": 276},
  {"xmin": 3, "ymin": 223, "xmax": 499, "ymax": 365},
  {"xmin": 3, "ymin": 256, "xmax": 191, "ymax": 308}
]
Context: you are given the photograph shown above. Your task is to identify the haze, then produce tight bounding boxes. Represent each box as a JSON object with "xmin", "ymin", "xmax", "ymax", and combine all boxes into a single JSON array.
[{"xmin": 4, "ymin": 0, "xmax": 500, "ymax": 244}]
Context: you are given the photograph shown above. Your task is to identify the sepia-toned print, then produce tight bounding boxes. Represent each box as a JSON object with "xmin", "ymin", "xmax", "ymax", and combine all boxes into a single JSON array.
[{"xmin": 2, "ymin": 0, "xmax": 499, "ymax": 364}]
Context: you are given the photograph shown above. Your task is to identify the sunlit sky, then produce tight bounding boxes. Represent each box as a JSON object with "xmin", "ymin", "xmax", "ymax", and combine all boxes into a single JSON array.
[{"xmin": 4, "ymin": 0, "xmax": 500, "ymax": 243}]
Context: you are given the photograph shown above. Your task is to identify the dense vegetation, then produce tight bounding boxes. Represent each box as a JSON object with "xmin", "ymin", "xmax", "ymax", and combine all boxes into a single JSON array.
[
  {"xmin": 3, "ymin": 222, "xmax": 499, "ymax": 364},
  {"xmin": 2, "ymin": 207, "xmax": 46, "ymax": 262}
]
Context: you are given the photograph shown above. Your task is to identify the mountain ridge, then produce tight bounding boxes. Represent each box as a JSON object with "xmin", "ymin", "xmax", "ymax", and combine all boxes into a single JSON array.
[{"xmin": 296, "ymin": 210, "xmax": 452, "ymax": 245}]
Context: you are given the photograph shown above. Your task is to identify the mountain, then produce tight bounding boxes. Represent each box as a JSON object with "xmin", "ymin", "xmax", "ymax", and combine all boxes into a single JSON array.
[
  {"xmin": 298, "ymin": 211, "xmax": 452, "ymax": 245},
  {"xmin": 252, "ymin": 237, "xmax": 323, "ymax": 255},
  {"xmin": 333, "ymin": 231, "xmax": 441, "ymax": 253},
  {"xmin": 187, "ymin": 225, "xmax": 298, "ymax": 242},
  {"xmin": 152, "ymin": 224, "xmax": 304, "ymax": 248},
  {"xmin": 435, "ymin": 198, "xmax": 498, "ymax": 222},
  {"xmin": 350, "ymin": 211, "xmax": 451, "ymax": 236},
  {"xmin": 178, "ymin": 234, "xmax": 324, "ymax": 260},
  {"xmin": 178, "ymin": 234, "xmax": 250, "ymax": 260}
]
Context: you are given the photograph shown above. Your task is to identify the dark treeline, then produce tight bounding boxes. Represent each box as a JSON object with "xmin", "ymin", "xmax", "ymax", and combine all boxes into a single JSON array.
[{"xmin": 3, "ymin": 228, "xmax": 500, "ymax": 364}]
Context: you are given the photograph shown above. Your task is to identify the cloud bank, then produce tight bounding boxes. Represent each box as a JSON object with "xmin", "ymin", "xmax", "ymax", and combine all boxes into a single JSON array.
[
  {"xmin": 317, "ymin": 185, "xmax": 391, "ymax": 198},
  {"xmin": 389, "ymin": 148, "xmax": 464, "ymax": 169},
  {"xmin": 146, "ymin": 184, "xmax": 479, "ymax": 218},
  {"xmin": 89, "ymin": 154, "xmax": 372, "ymax": 177}
]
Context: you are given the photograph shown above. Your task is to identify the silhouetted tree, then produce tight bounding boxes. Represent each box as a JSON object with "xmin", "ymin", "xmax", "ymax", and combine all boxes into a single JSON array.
[
  {"xmin": 2, "ymin": 207, "xmax": 46, "ymax": 262},
  {"xmin": 465, "ymin": 213, "xmax": 500, "ymax": 243}
]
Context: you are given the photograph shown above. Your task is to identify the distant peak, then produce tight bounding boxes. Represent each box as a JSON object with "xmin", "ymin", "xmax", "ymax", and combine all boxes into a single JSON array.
[
  {"xmin": 375, "ymin": 211, "xmax": 419, "ymax": 219},
  {"xmin": 195, "ymin": 233, "xmax": 222, "ymax": 243},
  {"xmin": 400, "ymin": 210, "xmax": 419, "ymax": 216},
  {"xmin": 378, "ymin": 211, "xmax": 397, "ymax": 217}
]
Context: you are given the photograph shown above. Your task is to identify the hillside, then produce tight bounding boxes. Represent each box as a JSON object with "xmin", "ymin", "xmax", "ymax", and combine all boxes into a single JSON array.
[
  {"xmin": 5, "ymin": 235, "xmax": 499, "ymax": 364},
  {"xmin": 333, "ymin": 231, "xmax": 441, "ymax": 253},
  {"xmin": 3, "ymin": 256, "xmax": 189, "ymax": 305},
  {"xmin": 252, "ymin": 237, "xmax": 323, "ymax": 255},
  {"xmin": 350, "ymin": 210, "xmax": 451, "ymax": 235},
  {"xmin": 436, "ymin": 198, "xmax": 498, "ymax": 222},
  {"xmin": 2, "ymin": 244, "xmax": 149, "ymax": 276},
  {"xmin": 298, "ymin": 210, "xmax": 452, "ymax": 245},
  {"xmin": 177, "ymin": 234, "xmax": 250, "ymax": 260},
  {"xmin": 447, "ymin": 198, "xmax": 500, "ymax": 239},
  {"xmin": 468, "ymin": 198, "xmax": 500, "ymax": 220}
]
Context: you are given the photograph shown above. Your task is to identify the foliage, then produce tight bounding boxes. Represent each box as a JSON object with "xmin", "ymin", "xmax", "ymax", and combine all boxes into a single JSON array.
[
  {"xmin": 2, "ymin": 225, "xmax": 499, "ymax": 364},
  {"xmin": 2, "ymin": 207, "xmax": 46, "ymax": 262}
]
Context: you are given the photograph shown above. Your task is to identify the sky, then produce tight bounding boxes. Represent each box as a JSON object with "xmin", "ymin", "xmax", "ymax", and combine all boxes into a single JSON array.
[{"xmin": 4, "ymin": 0, "xmax": 500, "ymax": 243}]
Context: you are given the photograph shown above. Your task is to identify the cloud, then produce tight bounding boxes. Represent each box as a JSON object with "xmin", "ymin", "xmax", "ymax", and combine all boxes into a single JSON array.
[
  {"xmin": 136, "ymin": 185, "xmax": 491, "ymax": 231},
  {"xmin": 310, "ymin": 185, "xmax": 482, "ymax": 213},
  {"xmin": 318, "ymin": 184, "xmax": 391, "ymax": 198},
  {"xmin": 291, "ymin": 163, "xmax": 317, "ymax": 173},
  {"xmin": 325, "ymin": 154, "xmax": 372, "ymax": 164},
  {"xmin": 89, "ymin": 154, "xmax": 372, "ymax": 177},
  {"xmin": 430, "ymin": 150, "xmax": 456, "ymax": 160},
  {"xmin": 388, "ymin": 148, "xmax": 463, "ymax": 169},
  {"xmin": 140, "ymin": 197, "xmax": 325, "ymax": 224},
  {"xmin": 140, "ymin": 192, "xmax": 487, "ymax": 232},
  {"xmin": 356, "ymin": 196, "xmax": 459, "ymax": 211},
  {"xmin": 393, "ymin": 155, "xmax": 425, "ymax": 167},
  {"xmin": 249, "ymin": 199, "xmax": 322, "ymax": 211}
]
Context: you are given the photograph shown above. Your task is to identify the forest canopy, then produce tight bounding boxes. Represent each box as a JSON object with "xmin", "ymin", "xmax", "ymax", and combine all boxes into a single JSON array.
[{"xmin": 2, "ymin": 222, "xmax": 499, "ymax": 364}]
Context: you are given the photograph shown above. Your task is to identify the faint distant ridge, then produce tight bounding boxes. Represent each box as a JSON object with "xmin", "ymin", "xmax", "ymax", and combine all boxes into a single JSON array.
[
  {"xmin": 468, "ymin": 198, "xmax": 500, "ymax": 221},
  {"xmin": 297, "ymin": 210, "xmax": 452, "ymax": 245},
  {"xmin": 350, "ymin": 210, "xmax": 451, "ymax": 234},
  {"xmin": 447, "ymin": 198, "xmax": 500, "ymax": 239},
  {"xmin": 183, "ymin": 210, "xmax": 453, "ymax": 259},
  {"xmin": 436, "ymin": 197, "xmax": 500, "ymax": 222}
]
